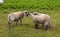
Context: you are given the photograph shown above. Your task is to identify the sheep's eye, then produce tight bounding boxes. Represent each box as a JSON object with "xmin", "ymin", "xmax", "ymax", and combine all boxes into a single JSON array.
[
  {"xmin": 34, "ymin": 14, "xmax": 37, "ymax": 15},
  {"xmin": 25, "ymin": 12, "xmax": 28, "ymax": 14}
]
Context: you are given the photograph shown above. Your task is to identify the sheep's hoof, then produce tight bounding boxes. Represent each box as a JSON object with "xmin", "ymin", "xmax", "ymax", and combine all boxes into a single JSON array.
[
  {"xmin": 49, "ymin": 26, "xmax": 50, "ymax": 28},
  {"xmin": 36, "ymin": 27, "xmax": 38, "ymax": 29},
  {"xmin": 35, "ymin": 24, "xmax": 39, "ymax": 29},
  {"xmin": 20, "ymin": 23, "xmax": 23, "ymax": 25},
  {"xmin": 16, "ymin": 24, "xmax": 18, "ymax": 26},
  {"xmin": 45, "ymin": 26, "xmax": 48, "ymax": 30},
  {"xmin": 8, "ymin": 24, "xmax": 11, "ymax": 27},
  {"xmin": 9, "ymin": 25, "xmax": 11, "ymax": 28},
  {"xmin": 45, "ymin": 29, "xmax": 47, "ymax": 30},
  {"xmin": 34, "ymin": 26, "xmax": 38, "ymax": 29}
]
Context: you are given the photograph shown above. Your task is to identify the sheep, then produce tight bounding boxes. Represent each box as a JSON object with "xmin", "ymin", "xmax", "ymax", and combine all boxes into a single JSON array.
[
  {"xmin": 27, "ymin": 13, "xmax": 50, "ymax": 30},
  {"xmin": 8, "ymin": 11, "xmax": 28, "ymax": 27},
  {"xmin": 0, "ymin": 0, "xmax": 3, "ymax": 4}
]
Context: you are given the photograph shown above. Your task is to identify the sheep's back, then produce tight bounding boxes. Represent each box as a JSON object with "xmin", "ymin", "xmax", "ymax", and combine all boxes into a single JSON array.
[
  {"xmin": 33, "ymin": 14, "xmax": 50, "ymax": 24},
  {"xmin": 8, "ymin": 12, "xmax": 21, "ymax": 20}
]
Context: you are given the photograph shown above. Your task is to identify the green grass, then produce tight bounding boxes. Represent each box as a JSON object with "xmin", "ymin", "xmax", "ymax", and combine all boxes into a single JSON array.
[
  {"xmin": 0, "ymin": 0, "xmax": 60, "ymax": 13},
  {"xmin": 0, "ymin": 0, "xmax": 60, "ymax": 37}
]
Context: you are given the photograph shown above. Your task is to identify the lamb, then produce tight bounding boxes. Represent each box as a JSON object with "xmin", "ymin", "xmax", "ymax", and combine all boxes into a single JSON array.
[
  {"xmin": 27, "ymin": 13, "xmax": 50, "ymax": 30},
  {"xmin": 0, "ymin": 0, "xmax": 3, "ymax": 4},
  {"xmin": 8, "ymin": 11, "xmax": 28, "ymax": 27}
]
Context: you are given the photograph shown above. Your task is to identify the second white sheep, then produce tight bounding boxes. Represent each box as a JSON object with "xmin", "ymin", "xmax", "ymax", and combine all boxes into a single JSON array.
[{"xmin": 27, "ymin": 12, "xmax": 50, "ymax": 30}]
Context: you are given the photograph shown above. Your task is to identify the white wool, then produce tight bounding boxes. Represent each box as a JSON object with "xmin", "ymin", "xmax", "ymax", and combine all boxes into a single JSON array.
[
  {"xmin": 8, "ymin": 14, "xmax": 15, "ymax": 22},
  {"xmin": 8, "ymin": 11, "xmax": 29, "ymax": 27},
  {"xmin": 8, "ymin": 12, "xmax": 22, "ymax": 21}
]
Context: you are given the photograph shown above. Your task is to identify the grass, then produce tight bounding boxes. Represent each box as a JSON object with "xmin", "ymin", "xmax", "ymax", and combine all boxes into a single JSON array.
[
  {"xmin": 0, "ymin": 0, "xmax": 60, "ymax": 37},
  {"xmin": 0, "ymin": 10, "xmax": 60, "ymax": 37},
  {"xmin": 0, "ymin": 0, "xmax": 60, "ymax": 13}
]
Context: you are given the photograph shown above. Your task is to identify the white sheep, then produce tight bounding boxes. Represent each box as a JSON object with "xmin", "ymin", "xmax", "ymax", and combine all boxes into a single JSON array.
[
  {"xmin": 0, "ymin": 0, "xmax": 3, "ymax": 4},
  {"xmin": 8, "ymin": 11, "xmax": 28, "ymax": 27},
  {"xmin": 27, "ymin": 13, "xmax": 50, "ymax": 30}
]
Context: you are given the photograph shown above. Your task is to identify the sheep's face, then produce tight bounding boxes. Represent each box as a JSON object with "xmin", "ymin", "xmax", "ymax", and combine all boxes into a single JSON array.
[
  {"xmin": 26, "ymin": 12, "xmax": 30, "ymax": 16},
  {"xmin": 23, "ymin": 11, "xmax": 29, "ymax": 16}
]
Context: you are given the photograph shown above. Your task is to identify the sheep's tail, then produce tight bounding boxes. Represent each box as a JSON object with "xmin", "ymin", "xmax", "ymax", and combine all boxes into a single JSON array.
[
  {"xmin": 48, "ymin": 18, "xmax": 50, "ymax": 28},
  {"xmin": 8, "ymin": 15, "xmax": 11, "ymax": 22}
]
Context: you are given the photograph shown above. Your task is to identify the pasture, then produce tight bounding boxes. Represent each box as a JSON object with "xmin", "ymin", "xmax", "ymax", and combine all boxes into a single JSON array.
[{"xmin": 0, "ymin": 0, "xmax": 60, "ymax": 37}]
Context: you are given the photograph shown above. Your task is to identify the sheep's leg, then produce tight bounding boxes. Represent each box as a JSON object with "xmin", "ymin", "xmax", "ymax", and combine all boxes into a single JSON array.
[
  {"xmin": 44, "ymin": 25, "xmax": 48, "ymax": 30},
  {"xmin": 45, "ymin": 25, "xmax": 48, "ymax": 30},
  {"xmin": 35, "ymin": 23, "xmax": 39, "ymax": 29},
  {"xmin": 16, "ymin": 20, "xmax": 18, "ymax": 25},
  {"xmin": 20, "ymin": 19, "xmax": 22, "ymax": 25},
  {"xmin": 49, "ymin": 25, "xmax": 50, "ymax": 28},
  {"xmin": 8, "ymin": 22, "xmax": 11, "ymax": 28},
  {"xmin": 44, "ymin": 23, "xmax": 49, "ymax": 30},
  {"xmin": 42, "ymin": 24, "xmax": 44, "ymax": 29},
  {"xmin": 48, "ymin": 21, "xmax": 50, "ymax": 28}
]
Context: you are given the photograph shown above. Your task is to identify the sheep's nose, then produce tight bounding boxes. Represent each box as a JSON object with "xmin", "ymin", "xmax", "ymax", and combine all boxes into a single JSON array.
[
  {"xmin": 26, "ymin": 14, "xmax": 29, "ymax": 16},
  {"xmin": 26, "ymin": 15, "xmax": 28, "ymax": 16}
]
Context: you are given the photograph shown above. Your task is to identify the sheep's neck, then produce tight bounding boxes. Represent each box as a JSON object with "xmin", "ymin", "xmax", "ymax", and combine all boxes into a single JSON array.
[{"xmin": 29, "ymin": 14, "xmax": 34, "ymax": 20}]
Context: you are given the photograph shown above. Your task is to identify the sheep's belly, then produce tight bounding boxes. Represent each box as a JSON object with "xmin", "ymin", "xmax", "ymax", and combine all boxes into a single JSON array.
[{"xmin": 33, "ymin": 18, "xmax": 44, "ymax": 24}]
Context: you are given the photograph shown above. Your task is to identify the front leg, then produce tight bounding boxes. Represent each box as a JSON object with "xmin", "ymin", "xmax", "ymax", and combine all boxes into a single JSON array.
[
  {"xmin": 20, "ymin": 19, "xmax": 23, "ymax": 25},
  {"xmin": 8, "ymin": 21, "xmax": 11, "ymax": 28},
  {"xmin": 35, "ymin": 23, "xmax": 39, "ymax": 29},
  {"xmin": 16, "ymin": 20, "xmax": 18, "ymax": 25},
  {"xmin": 42, "ymin": 24, "xmax": 44, "ymax": 29}
]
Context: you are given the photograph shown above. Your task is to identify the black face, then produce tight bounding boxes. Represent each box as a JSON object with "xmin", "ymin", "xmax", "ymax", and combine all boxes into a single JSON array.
[
  {"xmin": 27, "ymin": 13, "xmax": 30, "ymax": 16},
  {"xmin": 24, "ymin": 11, "xmax": 30, "ymax": 16},
  {"xmin": 25, "ymin": 12, "xmax": 28, "ymax": 15}
]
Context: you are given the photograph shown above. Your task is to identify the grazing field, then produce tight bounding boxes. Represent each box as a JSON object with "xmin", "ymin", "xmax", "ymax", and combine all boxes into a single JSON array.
[{"xmin": 0, "ymin": 0, "xmax": 60, "ymax": 37}]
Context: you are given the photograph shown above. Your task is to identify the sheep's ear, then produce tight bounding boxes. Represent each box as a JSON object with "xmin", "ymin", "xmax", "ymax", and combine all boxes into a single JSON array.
[
  {"xmin": 34, "ymin": 14, "xmax": 37, "ymax": 15},
  {"xmin": 23, "ymin": 11, "xmax": 28, "ymax": 15},
  {"xmin": 32, "ymin": 12, "xmax": 38, "ymax": 15},
  {"xmin": 33, "ymin": 13, "xmax": 38, "ymax": 15}
]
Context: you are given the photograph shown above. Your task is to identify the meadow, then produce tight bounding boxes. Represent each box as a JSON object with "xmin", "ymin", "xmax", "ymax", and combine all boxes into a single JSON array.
[{"xmin": 0, "ymin": 0, "xmax": 60, "ymax": 37}]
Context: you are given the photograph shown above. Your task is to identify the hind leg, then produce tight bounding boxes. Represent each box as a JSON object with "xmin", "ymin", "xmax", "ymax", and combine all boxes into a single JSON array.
[
  {"xmin": 16, "ymin": 20, "xmax": 18, "ymax": 25},
  {"xmin": 44, "ymin": 25, "xmax": 48, "ymax": 30},
  {"xmin": 35, "ymin": 23, "xmax": 39, "ymax": 29},
  {"xmin": 42, "ymin": 24, "xmax": 44, "ymax": 29},
  {"xmin": 44, "ymin": 23, "xmax": 49, "ymax": 30},
  {"xmin": 20, "ymin": 19, "xmax": 23, "ymax": 25},
  {"xmin": 48, "ymin": 25, "xmax": 50, "ymax": 29}
]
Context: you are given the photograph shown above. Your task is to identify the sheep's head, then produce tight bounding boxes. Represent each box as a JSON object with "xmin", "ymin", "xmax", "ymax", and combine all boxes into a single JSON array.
[
  {"xmin": 25, "ymin": 12, "xmax": 30, "ymax": 16},
  {"xmin": 26, "ymin": 12, "xmax": 30, "ymax": 16},
  {"xmin": 23, "ymin": 11, "xmax": 29, "ymax": 16},
  {"xmin": 32, "ymin": 12, "xmax": 38, "ymax": 15}
]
